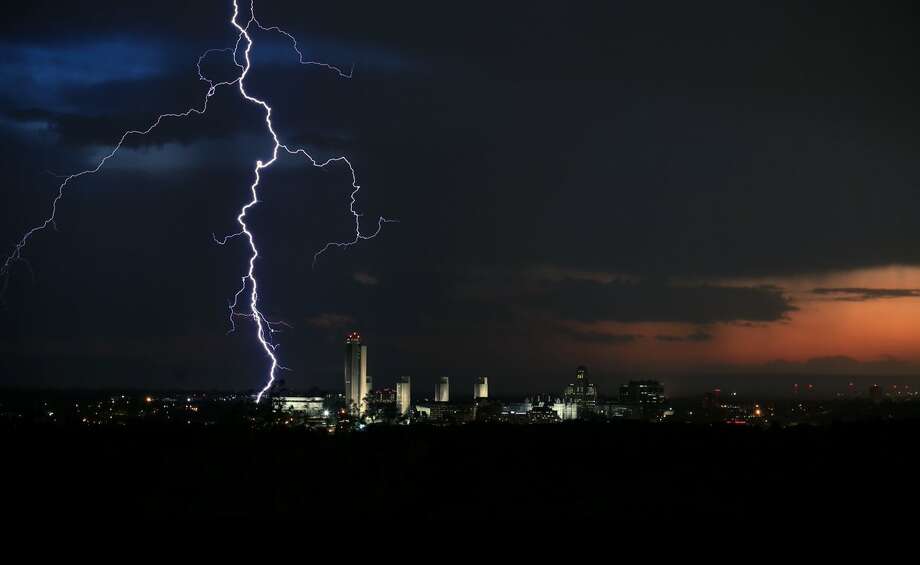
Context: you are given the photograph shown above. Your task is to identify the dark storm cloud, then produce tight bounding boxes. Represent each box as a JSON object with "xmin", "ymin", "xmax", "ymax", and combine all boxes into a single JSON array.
[
  {"xmin": 812, "ymin": 288, "xmax": 920, "ymax": 301},
  {"xmin": 306, "ymin": 313, "xmax": 356, "ymax": 330},
  {"xmin": 656, "ymin": 330, "xmax": 714, "ymax": 343},
  {"xmin": 2, "ymin": 66, "xmax": 405, "ymax": 170},
  {"xmin": 353, "ymin": 272, "xmax": 378, "ymax": 286},
  {"xmin": 375, "ymin": 0, "xmax": 920, "ymax": 279},
  {"xmin": 762, "ymin": 355, "xmax": 915, "ymax": 375},
  {"xmin": 554, "ymin": 327, "xmax": 643, "ymax": 345},
  {"xmin": 1, "ymin": 100, "xmax": 255, "ymax": 149},
  {"xmin": 0, "ymin": 39, "xmax": 167, "ymax": 88},
  {"xmin": 452, "ymin": 267, "xmax": 796, "ymax": 326},
  {"xmin": 0, "ymin": 36, "xmax": 218, "ymax": 116},
  {"xmin": 533, "ymin": 278, "xmax": 795, "ymax": 324}
]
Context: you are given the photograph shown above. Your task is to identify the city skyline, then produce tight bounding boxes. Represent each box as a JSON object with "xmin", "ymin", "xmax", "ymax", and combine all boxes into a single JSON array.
[{"xmin": 323, "ymin": 331, "xmax": 915, "ymax": 402}]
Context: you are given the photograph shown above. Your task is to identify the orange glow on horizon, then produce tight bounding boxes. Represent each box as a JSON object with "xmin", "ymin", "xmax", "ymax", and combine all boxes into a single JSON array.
[{"xmin": 559, "ymin": 266, "xmax": 920, "ymax": 372}]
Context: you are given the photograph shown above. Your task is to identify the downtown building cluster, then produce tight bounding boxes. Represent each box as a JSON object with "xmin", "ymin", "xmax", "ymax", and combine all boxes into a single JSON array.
[
  {"xmin": 272, "ymin": 333, "xmax": 672, "ymax": 428},
  {"xmin": 266, "ymin": 334, "xmax": 920, "ymax": 430}
]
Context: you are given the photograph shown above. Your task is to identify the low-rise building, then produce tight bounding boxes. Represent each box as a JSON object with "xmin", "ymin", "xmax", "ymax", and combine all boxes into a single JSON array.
[{"xmin": 415, "ymin": 401, "xmax": 476, "ymax": 423}]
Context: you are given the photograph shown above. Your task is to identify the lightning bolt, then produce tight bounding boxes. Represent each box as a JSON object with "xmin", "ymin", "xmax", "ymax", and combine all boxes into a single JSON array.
[{"xmin": 0, "ymin": 0, "xmax": 394, "ymax": 403}]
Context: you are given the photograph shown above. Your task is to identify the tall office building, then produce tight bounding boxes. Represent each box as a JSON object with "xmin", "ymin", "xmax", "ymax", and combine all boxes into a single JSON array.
[
  {"xmin": 474, "ymin": 376, "xmax": 489, "ymax": 399},
  {"xmin": 397, "ymin": 376, "xmax": 411, "ymax": 416},
  {"xmin": 344, "ymin": 332, "xmax": 368, "ymax": 415},
  {"xmin": 435, "ymin": 376, "xmax": 450, "ymax": 402},
  {"xmin": 563, "ymin": 366, "xmax": 598, "ymax": 416},
  {"xmin": 619, "ymin": 380, "xmax": 665, "ymax": 406},
  {"xmin": 619, "ymin": 380, "xmax": 666, "ymax": 420}
]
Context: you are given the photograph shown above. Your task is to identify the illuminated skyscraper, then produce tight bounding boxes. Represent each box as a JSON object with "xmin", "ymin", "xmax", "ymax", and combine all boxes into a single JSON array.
[
  {"xmin": 563, "ymin": 366, "xmax": 597, "ymax": 418},
  {"xmin": 474, "ymin": 376, "xmax": 489, "ymax": 399},
  {"xmin": 435, "ymin": 376, "xmax": 450, "ymax": 402},
  {"xmin": 344, "ymin": 332, "xmax": 368, "ymax": 415},
  {"xmin": 397, "ymin": 376, "xmax": 411, "ymax": 416}
]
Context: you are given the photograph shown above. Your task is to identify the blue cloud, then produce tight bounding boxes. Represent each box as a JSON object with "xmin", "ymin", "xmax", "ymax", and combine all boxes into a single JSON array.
[
  {"xmin": 2, "ymin": 38, "xmax": 166, "ymax": 86},
  {"xmin": 0, "ymin": 37, "xmax": 170, "ymax": 111}
]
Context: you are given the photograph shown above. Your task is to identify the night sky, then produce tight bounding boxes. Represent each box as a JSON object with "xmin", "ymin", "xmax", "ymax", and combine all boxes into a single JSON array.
[{"xmin": 2, "ymin": 0, "xmax": 920, "ymax": 396}]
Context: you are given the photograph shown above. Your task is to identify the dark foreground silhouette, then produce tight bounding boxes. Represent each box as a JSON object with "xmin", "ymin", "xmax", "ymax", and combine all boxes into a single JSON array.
[{"xmin": 4, "ymin": 421, "xmax": 917, "ymax": 518}]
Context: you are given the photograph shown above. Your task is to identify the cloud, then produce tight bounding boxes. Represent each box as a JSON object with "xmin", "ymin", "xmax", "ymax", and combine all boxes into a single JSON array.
[
  {"xmin": 812, "ymin": 287, "xmax": 920, "ymax": 301},
  {"xmin": 1, "ymin": 97, "xmax": 255, "ymax": 148},
  {"xmin": 353, "ymin": 272, "xmax": 378, "ymax": 286},
  {"xmin": 655, "ymin": 330, "xmax": 713, "ymax": 343},
  {"xmin": 555, "ymin": 326, "xmax": 643, "ymax": 345},
  {"xmin": 252, "ymin": 35, "xmax": 421, "ymax": 75},
  {"xmin": 762, "ymin": 355, "xmax": 914, "ymax": 375},
  {"xmin": 527, "ymin": 265, "xmax": 641, "ymax": 285},
  {"xmin": 306, "ymin": 312, "xmax": 356, "ymax": 330},
  {"xmin": 535, "ymin": 277, "xmax": 796, "ymax": 324},
  {"xmin": 452, "ymin": 267, "xmax": 797, "ymax": 331},
  {"xmin": 0, "ymin": 39, "xmax": 167, "ymax": 89}
]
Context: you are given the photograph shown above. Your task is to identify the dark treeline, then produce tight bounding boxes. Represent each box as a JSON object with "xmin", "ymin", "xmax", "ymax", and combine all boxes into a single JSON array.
[{"xmin": 3, "ymin": 420, "xmax": 918, "ymax": 518}]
